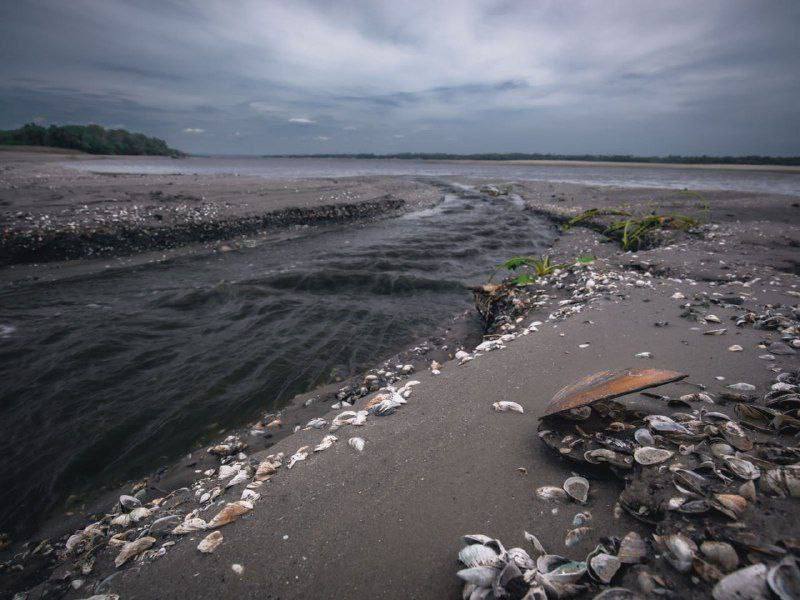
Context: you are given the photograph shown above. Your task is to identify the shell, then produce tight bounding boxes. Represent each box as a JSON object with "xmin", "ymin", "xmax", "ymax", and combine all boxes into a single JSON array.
[
  {"xmin": 208, "ymin": 500, "xmax": 253, "ymax": 528},
  {"xmin": 739, "ymin": 480, "xmax": 757, "ymax": 502},
  {"xmin": 724, "ymin": 456, "xmax": 761, "ymax": 480},
  {"xmin": 644, "ymin": 415, "xmax": 691, "ymax": 434},
  {"xmin": 536, "ymin": 486, "xmax": 568, "ymax": 502},
  {"xmin": 255, "ymin": 455, "xmax": 281, "ymax": 482},
  {"xmin": 713, "ymin": 494, "xmax": 747, "ymax": 519},
  {"xmin": 456, "ymin": 566, "xmax": 498, "ymax": 587},
  {"xmin": 565, "ymin": 527, "xmax": 592, "ymax": 548},
  {"xmin": 563, "ymin": 476, "xmax": 589, "ymax": 504},
  {"xmin": 197, "ymin": 531, "xmax": 223, "ymax": 554},
  {"xmin": 493, "ymin": 401, "xmax": 524, "ymax": 413},
  {"xmin": 634, "ymin": 428, "xmax": 654, "ymax": 446},
  {"xmin": 617, "ymin": 532, "xmax": 647, "ymax": 564},
  {"xmin": 767, "ymin": 557, "xmax": 800, "ymax": 600},
  {"xmin": 710, "ymin": 442, "xmax": 734, "ymax": 458},
  {"xmin": 634, "ymin": 447, "xmax": 674, "ymax": 466},
  {"xmin": 287, "ymin": 446, "xmax": 310, "ymax": 468},
  {"xmin": 544, "ymin": 368, "xmax": 687, "ymax": 416},
  {"xmin": 589, "ymin": 552, "xmax": 621, "ymax": 584},
  {"xmin": 700, "ymin": 541, "xmax": 738, "ymax": 572},
  {"xmin": 584, "ymin": 448, "xmax": 633, "ymax": 469},
  {"xmin": 458, "ymin": 544, "xmax": 499, "ymax": 568},
  {"xmin": 348, "ymin": 437, "xmax": 365, "ymax": 452},
  {"xmin": 524, "ymin": 531, "xmax": 546, "ymax": 556},
  {"xmin": 114, "ymin": 536, "xmax": 156, "ymax": 568},
  {"xmin": 506, "ymin": 547, "xmax": 535, "ymax": 570},
  {"xmin": 712, "ymin": 564, "xmax": 769, "ymax": 600},
  {"xmin": 572, "ymin": 511, "xmax": 592, "ymax": 527},
  {"xmin": 314, "ymin": 434, "xmax": 338, "ymax": 452},
  {"xmin": 661, "ymin": 533, "xmax": 697, "ymax": 573},
  {"xmin": 172, "ymin": 517, "xmax": 208, "ymax": 535}
]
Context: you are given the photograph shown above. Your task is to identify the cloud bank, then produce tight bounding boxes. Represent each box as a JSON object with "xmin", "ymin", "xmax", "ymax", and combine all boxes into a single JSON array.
[{"xmin": 1, "ymin": 0, "xmax": 798, "ymax": 154}]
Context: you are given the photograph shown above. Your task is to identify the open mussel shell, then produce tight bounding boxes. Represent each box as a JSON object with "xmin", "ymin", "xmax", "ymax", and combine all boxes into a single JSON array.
[
  {"xmin": 723, "ymin": 456, "xmax": 761, "ymax": 480},
  {"xmin": 634, "ymin": 446, "xmax": 674, "ymax": 466},
  {"xmin": 586, "ymin": 543, "xmax": 621, "ymax": 584},
  {"xmin": 672, "ymin": 468, "xmax": 709, "ymax": 496},
  {"xmin": 584, "ymin": 448, "xmax": 634, "ymax": 469},
  {"xmin": 634, "ymin": 428, "xmax": 654, "ymax": 446},
  {"xmin": 712, "ymin": 563, "xmax": 769, "ymax": 600},
  {"xmin": 505, "ymin": 547, "xmax": 535, "ymax": 571},
  {"xmin": 712, "ymin": 494, "xmax": 748, "ymax": 519},
  {"xmin": 537, "ymin": 555, "xmax": 587, "ymax": 584},
  {"xmin": 563, "ymin": 476, "xmax": 590, "ymax": 504},
  {"xmin": 655, "ymin": 533, "xmax": 697, "ymax": 573},
  {"xmin": 459, "ymin": 543, "xmax": 499, "ymax": 568},
  {"xmin": 767, "ymin": 556, "xmax": 800, "ymax": 600},
  {"xmin": 456, "ymin": 565, "xmax": 498, "ymax": 587},
  {"xmin": 617, "ymin": 531, "xmax": 647, "ymax": 564},
  {"xmin": 543, "ymin": 368, "xmax": 688, "ymax": 417}
]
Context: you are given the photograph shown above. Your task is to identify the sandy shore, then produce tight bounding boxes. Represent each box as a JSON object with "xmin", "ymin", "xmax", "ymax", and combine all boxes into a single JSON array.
[{"xmin": 1, "ymin": 156, "xmax": 800, "ymax": 599}]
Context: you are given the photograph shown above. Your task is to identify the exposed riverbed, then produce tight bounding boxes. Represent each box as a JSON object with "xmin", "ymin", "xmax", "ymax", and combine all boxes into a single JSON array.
[{"xmin": 0, "ymin": 186, "xmax": 556, "ymax": 537}]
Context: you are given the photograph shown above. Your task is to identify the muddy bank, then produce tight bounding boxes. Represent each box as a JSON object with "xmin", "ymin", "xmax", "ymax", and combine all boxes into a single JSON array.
[{"xmin": 0, "ymin": 195, "xmax": 405, "ymax": 264}]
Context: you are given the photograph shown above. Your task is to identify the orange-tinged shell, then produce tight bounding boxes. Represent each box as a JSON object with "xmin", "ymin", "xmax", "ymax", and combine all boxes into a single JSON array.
[
  {"xmin": 208, "ymin": 500, "xmax": 253, "ymax": 528},
  {"xmin": 543, "ymin": 368, "xmax": 688, "ymax": 417}
]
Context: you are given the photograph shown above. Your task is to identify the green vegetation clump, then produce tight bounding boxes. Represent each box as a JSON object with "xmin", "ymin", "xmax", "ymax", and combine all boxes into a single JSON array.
[
  {"xmin": 492, "ymin": 254, "xmax": 565, "ymax": 285},
  {"xmin": 0, "ymin": 123, "xmax": 183, "ymax": 157},
  {"xmin": 604, "ymin": 213, "xmax": 700, "ymax": 251}
]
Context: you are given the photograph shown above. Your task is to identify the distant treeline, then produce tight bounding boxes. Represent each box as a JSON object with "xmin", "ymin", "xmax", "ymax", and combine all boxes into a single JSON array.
[
  {"xmin": 0, "ymin": 123, "xmax": 183, "ymax": 157},
  {"xmin": 267, "ymin": 152, "xmax": 800, "ymax": 166}
]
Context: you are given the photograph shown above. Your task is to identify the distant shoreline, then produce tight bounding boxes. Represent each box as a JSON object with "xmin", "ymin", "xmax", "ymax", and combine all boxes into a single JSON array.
[{"xmin": 434, "ymin": 158, "xmax": 800, "ymax": 174}]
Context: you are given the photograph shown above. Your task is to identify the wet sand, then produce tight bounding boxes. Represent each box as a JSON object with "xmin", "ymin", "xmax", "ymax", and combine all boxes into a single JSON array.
[{"xmin": 1, "ymin": 153, "xmax": 800, "ymax": 599}]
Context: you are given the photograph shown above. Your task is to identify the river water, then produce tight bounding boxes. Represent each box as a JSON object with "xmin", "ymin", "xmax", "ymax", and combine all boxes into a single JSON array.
[
  {"xmin": 0, "ymin": 186, "xmax": 555, "ymax": 536},
  {"xmin": 65, "ymin": 156, "xmax": 800, "ymax": 196}
]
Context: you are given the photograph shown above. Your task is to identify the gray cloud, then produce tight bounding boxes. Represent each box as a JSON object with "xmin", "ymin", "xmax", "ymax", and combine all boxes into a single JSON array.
[{"xmin": 1, "ymin": 0, "xmax": 798, "ymax": 155}]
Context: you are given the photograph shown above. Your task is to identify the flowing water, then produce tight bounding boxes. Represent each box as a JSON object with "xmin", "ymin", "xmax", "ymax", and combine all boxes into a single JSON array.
[{"xmin": 0, "ymin": 187, "xmax": 556, "ymax": 536}]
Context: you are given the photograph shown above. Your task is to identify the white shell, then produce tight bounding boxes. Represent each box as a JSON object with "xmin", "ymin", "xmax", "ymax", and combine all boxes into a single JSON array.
[
  {"xmin": 349, "ymin": 437, "xmax": 365, "ymax": 452},
  {"xmin": 536, "ymin": 485, "xmax": 568, "ymax": 502},
  {"xmin": 197, "ymin": 531, "xmax": 223, "ymax": 554},
  {"xmin": 492, "ymin": 401, "xmax": 524, "ymax": 413}
]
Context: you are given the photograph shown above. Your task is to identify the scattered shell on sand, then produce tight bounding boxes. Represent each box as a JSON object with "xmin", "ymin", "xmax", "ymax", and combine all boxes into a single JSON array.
[
  {"xmin": 563, "ymin": 476, "xmax": 590, "ymax": 504},
  {"xmin": 114, "ymin": 536, "xmax": 156, "ymax": 568},
  {"xmin": 231, "ymin": 563, "xmax": 244, "ymax": 575},
  {"xmin": 634, "ymin": 352, "xmax": 652, "ymax": 359},
  {"xmin": 493, "ymin": 401, "xmax": 524, "ymax": 413},
  {"xmin": 197, "ymin": 531, "xmax": 223, "ymax": 554},
  {"xmin": 208, "ymin": 501, "xmax": 253, "ymax": 528},
  {"xmin": 349, "ymin": 437, "xmax": 365, "ymax": 452},
  {"xmin": 458, "ymin": 543, "xmax": 499, "ymax": 568},
  {"xmin": 589, "ymin": 552, "xmax": 621, "ymax": 584},
  {"xmin": 728, "ymin": 345, "xmax": 744, "ymax": 352},
  {"xmin": 572, "ymin": 511, "xmax": 592, "ymax": 527},
  {"xmin": 255, "ymin": 454, "xmax": 282, "ymax": 482},
  {"xmin": 705, "ymin": 314, "xmax": 722, "ymax": 323},
  {"xmin": 704, "ymin": 328, "xmax": 727, "ymax": 335}
]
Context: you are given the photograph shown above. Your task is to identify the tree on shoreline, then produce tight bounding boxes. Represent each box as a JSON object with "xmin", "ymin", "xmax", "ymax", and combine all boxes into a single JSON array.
[{"xmin": 0, "ymin": 123, "xmax": 183, "ymax": 157}]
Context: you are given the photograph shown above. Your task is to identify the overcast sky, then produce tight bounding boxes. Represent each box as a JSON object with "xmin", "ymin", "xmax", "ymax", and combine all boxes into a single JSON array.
[{"xmin": 1, "ymin": 1, "xmax": 798, "ymax": 155}]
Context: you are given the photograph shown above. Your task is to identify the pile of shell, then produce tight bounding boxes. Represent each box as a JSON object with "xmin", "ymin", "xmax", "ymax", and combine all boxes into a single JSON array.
[{"xmin": 524, "ymin": 367, "xmax": 800, "ymax": 598}]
